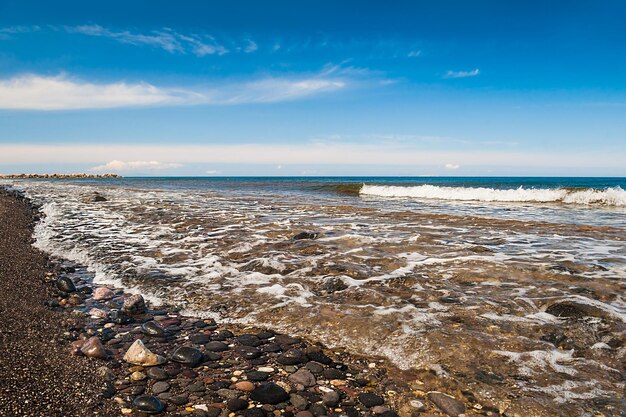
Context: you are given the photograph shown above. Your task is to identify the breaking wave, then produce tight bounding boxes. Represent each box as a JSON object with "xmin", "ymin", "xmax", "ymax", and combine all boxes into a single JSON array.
[{"xmin": 360, "ymin": 184, "xmax": 626, "ymax": 206}]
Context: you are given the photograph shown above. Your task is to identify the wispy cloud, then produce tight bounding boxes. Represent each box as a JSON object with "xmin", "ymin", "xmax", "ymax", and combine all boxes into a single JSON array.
[
  {"xmin": 65, "ymin": 24, "xmax": 237, "ymax": 56},
  {"xmin": 444, "ymin": 69, "xmax": 480, "ymax": 79},
  {"xmin": 0, "ymin": 72, "xmax": 349, "ymax": 110},
  {"xmin": 91, "ymin": 160, "xmax": 183, "ymax": 172},
  {"xmin": 0, "ymin": 75, "xmax": 202, "ymax": 110},
  {"xmin": 445, "ymin": 163, "xmax": 460, "ymax": 169},
  {"xmin": 407, "ymin": 50, "xmax": 422, "ymax": 58},
  {"xmin": 0, "ymin": 25, "xmax": 41, "ymax": 39}
]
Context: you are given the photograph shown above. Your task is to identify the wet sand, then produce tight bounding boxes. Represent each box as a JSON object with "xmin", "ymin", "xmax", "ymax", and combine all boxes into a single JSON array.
[{"xmin": 0, "ymin": 191, "xmax": 116, "ymax": 416}]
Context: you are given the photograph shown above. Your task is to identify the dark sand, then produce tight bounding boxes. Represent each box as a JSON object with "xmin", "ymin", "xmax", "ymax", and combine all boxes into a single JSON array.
[{"xmin": 0, "ymin": 191, "xmax": 116, "ymax": 416}]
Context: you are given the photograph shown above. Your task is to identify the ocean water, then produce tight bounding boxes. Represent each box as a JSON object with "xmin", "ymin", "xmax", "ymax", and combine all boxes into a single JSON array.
[{"xmin": 3, "ymin": 176, "xmax": 625, "ymax": 415}]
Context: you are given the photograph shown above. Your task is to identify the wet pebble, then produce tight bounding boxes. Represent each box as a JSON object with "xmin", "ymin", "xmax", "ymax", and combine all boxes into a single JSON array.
[
  {"xmin": 93, "ymin": 287, "xmax": 114, "ymax": 300},
  {"xmin": 250, "ymin": 382, "xmax": 290, "ymax": 404},
  {"xmin": 57, "ymin": 277, "xmax": 76, "ymax": 293},
  {"xmin": 246, "ymin": 371, "xmax": 270, "ymax": 381},
  {"xmin": 132, "ymin": 395, "xmax": 165, "ymax": 414},
  {"xmin": 205, "ymin": 341, "xmax": 230, "ymax": 352},
  {"xmin": 358, "ymin": 393, "xmax": 384, "ymax": 408},
  {"xmin": 171, "ymin": 346, "xmax": 204, "ymax": 366},
  {"xmin": 122, "ymin": 294, "xmax": 146, "ymax": 315},
  {"xmin": 288, "ymin": 369, "xmax": 316, "ymax": 387},
  {"xmin": 227, "ymin": 398, "xmax": 249, "ymax": 411},
  {"xmin": 152, "ymin": 381, "xmax": 170, "ymax": 394},
  {"xmin": 322, "ymin": 390, "xmax": 340, "ymax": 407},
  {"xmin": 146, "ymin": 367, "xmax": 169, "ymax": 381},
  {"xmin": 142, "ymin": 321, "xmax": 167, "ymax": 337},
  {"xmin": 80, "ymin": 336, "xmax": 108, "ymax": 359},
  {"xmin": 277, "ymin": 349, "xmax": 307, "ymax": 365},
  {"xmin": 427, "ymin": 392, "xmax": 465, "ymax": 417}
]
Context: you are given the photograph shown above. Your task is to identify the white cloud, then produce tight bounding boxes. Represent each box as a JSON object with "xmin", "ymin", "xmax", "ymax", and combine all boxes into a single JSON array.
[
  {"xmin": 444, "ymin": 69, "xmax": 480, "ymax": 79},
  {"xmin": 66, "ymin": 24, "xmax": 242, "ymax": 57},
  {"xmin": 0, "ymin": 73, "xmax": 348, "ymax": 110},
  {"xmin": 407, "ymin": 50, "xmax": 422, "ymax": 57},
  {"xmin": 445, "ymin": 163, "xmax": 460, "ymax": 169},
  {"xmin": 205, "ymin": 170, "xmax": 220, "ymax": 175},
  {"xmin": 0, "ymin": 75, "xmax": 202, "ymax": 110},
  {"xmin": 91, "ymin": 160, "xmax": 183, "ymax": 172}
]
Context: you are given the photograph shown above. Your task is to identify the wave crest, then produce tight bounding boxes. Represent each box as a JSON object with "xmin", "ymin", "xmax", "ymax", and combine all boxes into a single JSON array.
[{"xmin": 359, "ymin": 185, "xmax": 626, "ymax": 206}]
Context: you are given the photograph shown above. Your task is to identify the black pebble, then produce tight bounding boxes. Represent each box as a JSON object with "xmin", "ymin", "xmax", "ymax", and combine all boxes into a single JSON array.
[
  {"xmin": 227, "ymin": 398, "xmax": 249, "ymax": 411},
  {"xmin": 132, "ymin": 395, "xmax": 165, "ymax": 414},
  {"xmin": 250, "ymin": 382, "xmax": 290, "ymax": 404},
  {"xmin": 358, "ymin": 393, "xmax": 384, "ymax": 408},
  {"xmin": 171, "ymin": 346, "xmax": 204, "ymax": 366},
  {"xmin": 56, "ymin": 277, "xmax": 76, "ymax": 293}
]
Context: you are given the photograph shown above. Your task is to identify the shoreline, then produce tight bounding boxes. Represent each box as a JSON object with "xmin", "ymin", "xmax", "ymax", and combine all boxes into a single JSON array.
[{"xmin": 0, "ymin": 189, "xmax": 463, "ymax": 417}]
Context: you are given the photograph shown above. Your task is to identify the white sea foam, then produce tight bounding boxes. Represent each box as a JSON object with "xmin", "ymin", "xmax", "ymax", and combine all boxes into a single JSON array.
[{"xmin": 360, "ymin": 184, "xmax": 626, "ymax": 206}]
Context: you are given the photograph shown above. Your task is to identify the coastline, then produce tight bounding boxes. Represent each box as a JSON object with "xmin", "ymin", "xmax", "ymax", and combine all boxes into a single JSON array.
[{"xmin": 0, "ymin": 190, "xmax": 447, "ymax": 417}]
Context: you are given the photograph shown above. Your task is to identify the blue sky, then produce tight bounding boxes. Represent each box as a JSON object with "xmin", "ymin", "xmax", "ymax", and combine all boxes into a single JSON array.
[{"xmin": 0, "ymin": 0, "xmax": 625, "ymax": 176}]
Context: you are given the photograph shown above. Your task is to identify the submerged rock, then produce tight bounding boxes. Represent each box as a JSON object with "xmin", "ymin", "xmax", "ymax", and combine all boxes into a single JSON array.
[
  {"xmin": 123, "ymin": 339, "xmax": 166, "ymax": 366},
  {"xmin": 93, "ymin": 287, "xmax": 114, "ymax": 300},
  {"xmin": 91, "ymin": 192, "xmax": 107, "ymax": 202},
  {"xmin": 546, "ymin": 300, "xmax": 611, "ymax": 320},
  {"xmin": 427, "ymin": 392, "xmax": 465, "ymax": 417},
  {"xmin": 292, "ymin": 232, "xmax": 319, "ymax": 240},
  {"xmin": 250, "ymin": 382, "xmax": 290, "ymax": 404},
  {"xmin": 358, "ymin": 393, "xmax": 385, "ymax": 408},
  {"xmin": 122, "ymin": 294, "xmax": 146, "ymax": 315}
]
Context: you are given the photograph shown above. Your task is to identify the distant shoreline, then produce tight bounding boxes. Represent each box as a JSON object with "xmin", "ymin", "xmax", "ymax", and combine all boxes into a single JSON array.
[{"xmin": 0, "ymin": 173, "xmax": 121, "ymax": 179}]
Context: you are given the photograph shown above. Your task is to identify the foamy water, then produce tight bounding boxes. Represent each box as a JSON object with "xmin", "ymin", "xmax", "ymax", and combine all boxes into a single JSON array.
[
  {"xmin": 2, "ymin": 177, "xmax": 625, "ymax": 416},
  {"xmin": 360, "ymin": 184, "xmax": 626, "ymax": 206}
]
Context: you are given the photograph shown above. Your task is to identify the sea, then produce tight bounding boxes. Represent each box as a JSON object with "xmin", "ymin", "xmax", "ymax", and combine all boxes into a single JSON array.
[{"xmin": 2, "ymin": 176, "xmax": 625, "ymax": 415}]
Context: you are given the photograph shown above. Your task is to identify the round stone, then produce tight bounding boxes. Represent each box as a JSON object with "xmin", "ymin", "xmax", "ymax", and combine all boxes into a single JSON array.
[
  {"xmin": 235, "ymin": 381, "xmax": 255, "ymax": 391},
  {"xmin": 142, "ymin": 321, "xmax": 167, "ymax": 337},
  {"xmin": 132, "ymin": 395, "xmax": 165, "ymax": 414},
  {"xmin": 205, "ymin": 341, "xmax": 230, "ymax": 352},
  {"xmin": 288, "ymin": 369, "xmax": 316, "ymax": 387},
  {"xmin": 171, "ymin": 346, "xmax": 204, "ymax": 366},
  {"xmin": 236, "ymin": 345, "xmax": 262, "ymax": 359},
  {"xmin": 227, "ymin": 398, "xmax": 249, "ymax": 411},
  {"xmin": 246, "ymin": 371, "xmax": 270, "ymax": 381},
  {"xmin": 131, "ymin": 371, "xmax": 147, "ymax": 381},
  {"xmin": 146, "ymin": 367, "xmax": 168, "ymax": 381},
  {"xmin": 237, "ymin": 334, "xmax": 263, "ymax": 346},
  {"xmin": 152, "ymin": 381, "xmax": 170, "ymax": 394},
  {"xmin": 250, "ymin": 382, "xmax": 290, "ymax": 404},
  {"xmin": 93, "ymin": 287, "xmax": 114, "ymax": 300},
  {"xmin": 56, "ymin": 277, "xmax": 76, "ymax": 293},
  {"xmin": 322, "ymin": 390, "xmax": 340, "ymax": 407}
]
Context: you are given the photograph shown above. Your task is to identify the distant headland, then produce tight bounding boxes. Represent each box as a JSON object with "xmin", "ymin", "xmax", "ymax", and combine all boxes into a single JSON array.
[{"xmin": 0, "ymin": 173, "xmax": 121, "ymax": 179}]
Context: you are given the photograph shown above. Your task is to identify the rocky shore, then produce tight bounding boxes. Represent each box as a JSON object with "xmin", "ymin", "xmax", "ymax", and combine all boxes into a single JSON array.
[
  {"xmin": 0, "ymin": 173, "xmax": 121, "ymax": 179},
  {"xmin": 0, "ymin": 189, "xmax": 473, "ymax": 417}
]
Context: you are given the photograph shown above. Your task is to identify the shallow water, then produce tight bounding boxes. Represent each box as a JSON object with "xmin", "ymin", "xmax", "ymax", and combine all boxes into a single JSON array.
[{"xmin": 3, "ymin": 177, "xmax": 625, "ymax": 416}]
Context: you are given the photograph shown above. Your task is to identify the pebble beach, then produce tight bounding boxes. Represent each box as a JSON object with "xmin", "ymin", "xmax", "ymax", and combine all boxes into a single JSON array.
[{"xmin": 0, "ymin": 189, "xmax": 465, "ymax": 417}]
